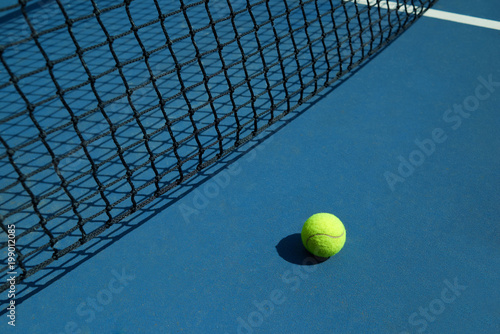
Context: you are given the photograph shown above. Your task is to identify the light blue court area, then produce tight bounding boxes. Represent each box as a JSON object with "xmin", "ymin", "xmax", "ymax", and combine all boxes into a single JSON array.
[{"xmin": 0, "ymin": 0, "xmax": 499, "ymax": 333}]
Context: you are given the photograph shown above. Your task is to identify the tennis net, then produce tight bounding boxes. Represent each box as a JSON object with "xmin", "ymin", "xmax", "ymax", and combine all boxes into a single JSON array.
[{"xmin": 0, "ymin": 0, "xmax": 437, "ymax": 292}]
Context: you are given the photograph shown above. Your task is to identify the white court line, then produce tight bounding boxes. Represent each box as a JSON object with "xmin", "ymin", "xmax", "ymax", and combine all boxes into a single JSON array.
[
  {"xmin": 424, "ymin": 9, "xmax": 500, "ymax": 31},
  {"xmin": 351, "ymin": 0, "xmax": 500, "ymax": 31}
]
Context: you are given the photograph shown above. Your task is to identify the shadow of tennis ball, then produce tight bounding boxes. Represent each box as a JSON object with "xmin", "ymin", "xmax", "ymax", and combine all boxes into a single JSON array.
[{"xmin": 276, "ymin": 233, "xmax": 328, "ymax": 265}]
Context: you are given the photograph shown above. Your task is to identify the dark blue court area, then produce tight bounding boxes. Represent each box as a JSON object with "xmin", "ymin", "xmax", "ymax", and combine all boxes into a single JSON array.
[{"xmin": 0, "ymin": 0, "xmax": 499, "ymax": 333}]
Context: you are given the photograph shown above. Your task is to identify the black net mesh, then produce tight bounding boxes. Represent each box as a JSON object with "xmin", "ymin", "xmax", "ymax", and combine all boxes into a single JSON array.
[{"xmin": 0, "ymin": 0, "xmax": 437, "ymax": 291}]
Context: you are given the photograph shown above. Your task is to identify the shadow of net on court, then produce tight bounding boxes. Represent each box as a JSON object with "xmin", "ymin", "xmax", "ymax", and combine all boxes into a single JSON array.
[{"xmin": 0, "ymin": 0, "xmax": 438, "ymax": 293}]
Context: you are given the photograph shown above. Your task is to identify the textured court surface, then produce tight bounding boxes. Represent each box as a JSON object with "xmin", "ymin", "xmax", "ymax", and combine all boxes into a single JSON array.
[{"xmin": 1, "ymin": 0, "xmax": 499, "ymax": 333}]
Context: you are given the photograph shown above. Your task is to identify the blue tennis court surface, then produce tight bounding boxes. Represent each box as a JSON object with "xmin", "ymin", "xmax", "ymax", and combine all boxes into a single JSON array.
[{"xmin": 1, "ymin": 0, "xmax": 499, "ymax": 333}]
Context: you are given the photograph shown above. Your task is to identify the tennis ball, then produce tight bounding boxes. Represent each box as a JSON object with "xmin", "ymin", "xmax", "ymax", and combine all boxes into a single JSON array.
[{"xmin": 301, "ymin": 213, "xmax": 346, "ymax": 258}]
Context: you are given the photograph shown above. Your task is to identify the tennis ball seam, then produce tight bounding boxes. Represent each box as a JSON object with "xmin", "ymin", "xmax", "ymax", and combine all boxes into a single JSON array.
[{"xmin": 305, "ymin": 231, "xmax": 345, "ymax": 249}]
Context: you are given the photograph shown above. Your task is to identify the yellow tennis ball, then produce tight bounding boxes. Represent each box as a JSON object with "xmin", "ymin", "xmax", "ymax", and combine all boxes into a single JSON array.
[{"xmin": 301, "ymin": 213, "xmax": 346, "ymax": 258}]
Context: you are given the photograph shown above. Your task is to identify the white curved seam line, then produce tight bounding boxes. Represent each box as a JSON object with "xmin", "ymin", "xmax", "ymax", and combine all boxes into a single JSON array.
[{"xmin": 306, "ymin": 231, "xmax": 345, "ymax": 248}]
